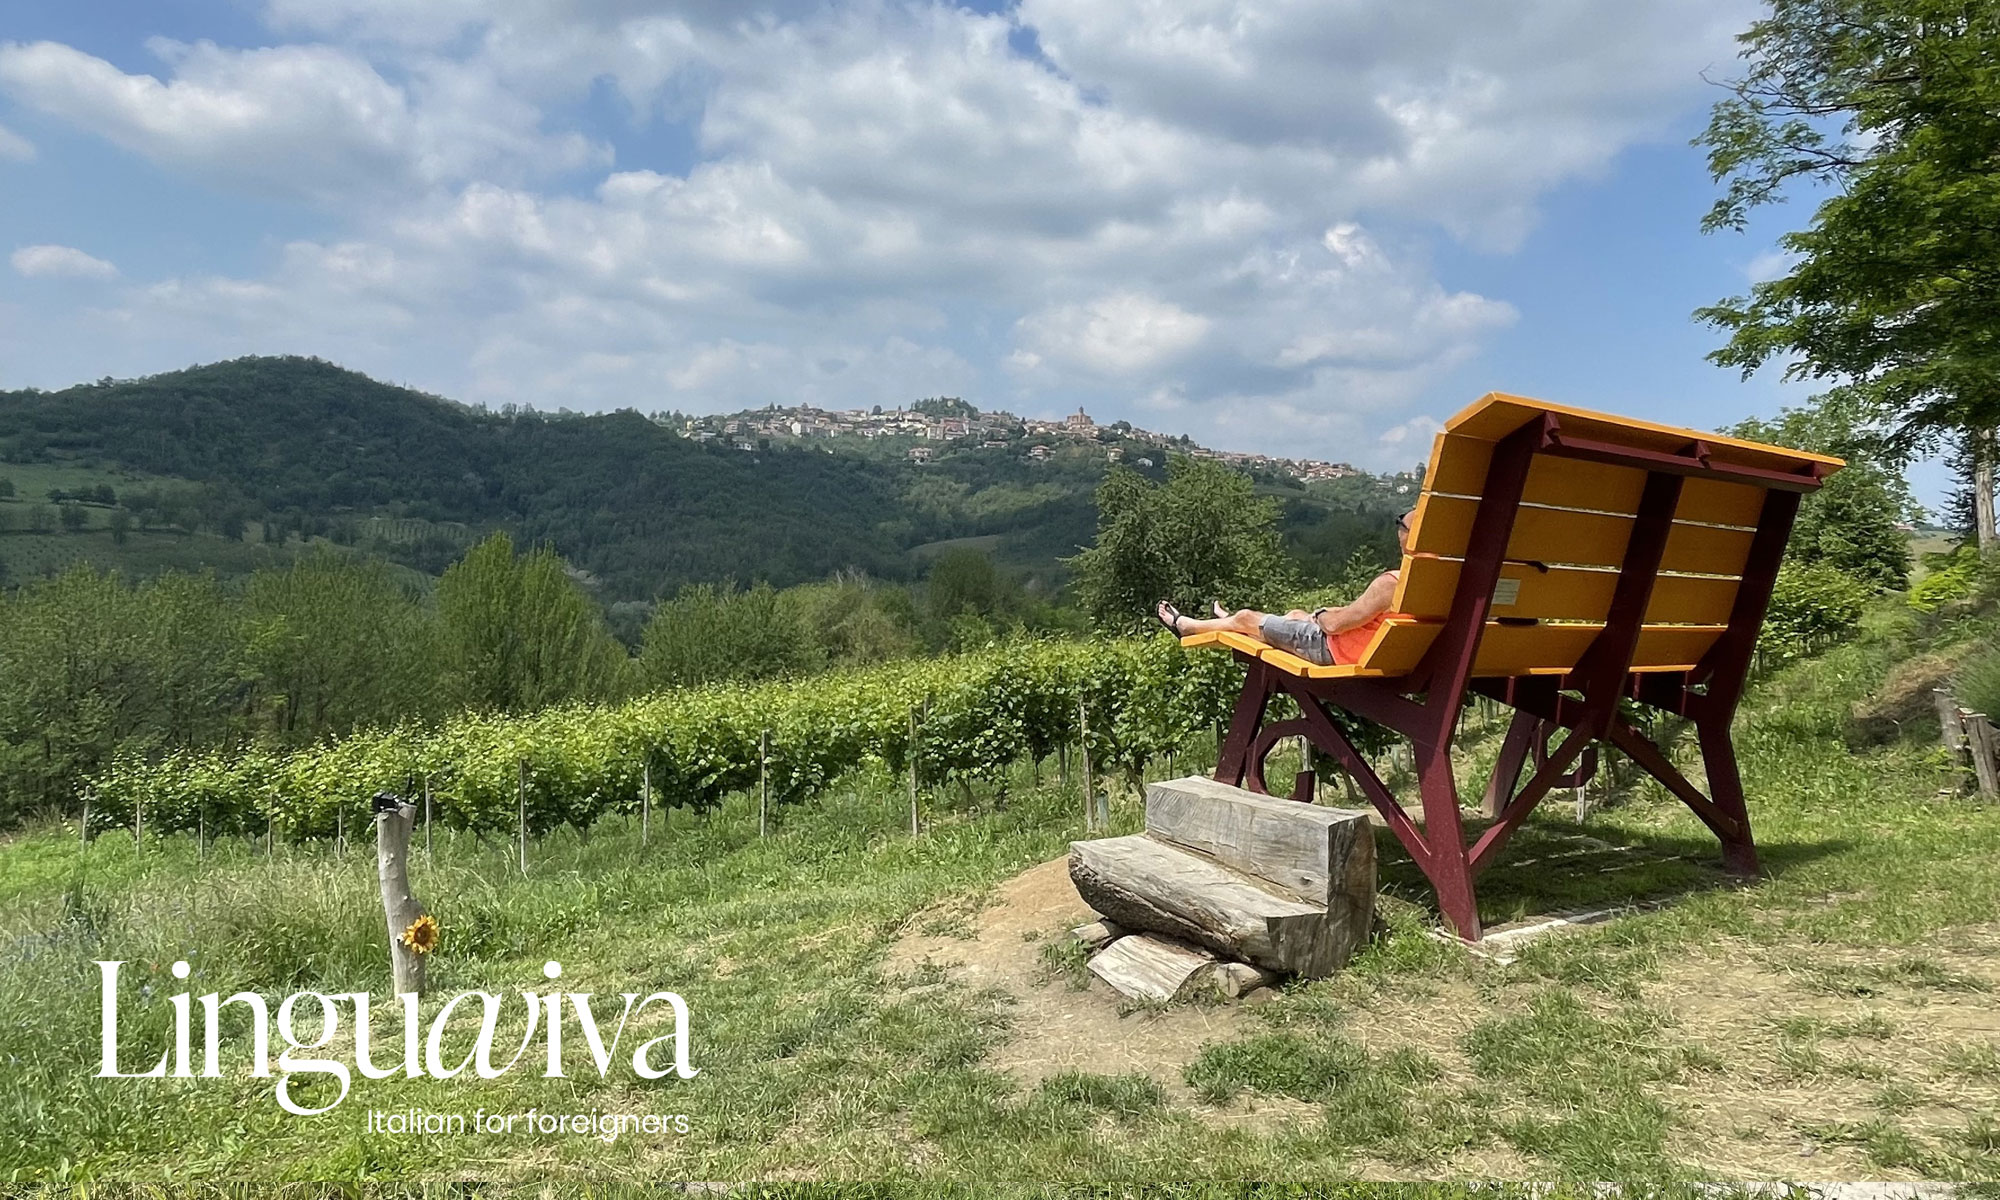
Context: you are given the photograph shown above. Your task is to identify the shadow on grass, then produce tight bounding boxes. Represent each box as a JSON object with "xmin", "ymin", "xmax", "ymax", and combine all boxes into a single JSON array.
[{"xmin": 1369, "ymin": 817, "xmax": 1852, "ymax": 930}]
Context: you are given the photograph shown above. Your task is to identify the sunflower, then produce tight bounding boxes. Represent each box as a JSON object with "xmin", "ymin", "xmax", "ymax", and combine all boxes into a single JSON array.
[{"xmin": 400, "ymin": 913, "xmax": 440, "ymax": 956}]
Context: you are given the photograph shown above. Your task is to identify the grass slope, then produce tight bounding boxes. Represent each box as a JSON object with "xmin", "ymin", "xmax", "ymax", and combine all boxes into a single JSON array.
[{"xmin": 2, "ymin": 603, "xmax": 1997, "ymax": 1182}]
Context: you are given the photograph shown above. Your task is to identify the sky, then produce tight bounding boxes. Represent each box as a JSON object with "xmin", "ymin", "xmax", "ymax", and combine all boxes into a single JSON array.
[{"xmin": 0, "ymin": 0, "xmax": 1954, "ymax": 507}]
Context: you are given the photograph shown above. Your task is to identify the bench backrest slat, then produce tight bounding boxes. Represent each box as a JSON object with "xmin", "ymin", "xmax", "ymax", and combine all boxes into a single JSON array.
[
  {"xmin": 1393, "ymin": 558, "xmax": 1742, "ymax": 626},
  {"xmin": 1426, "ymin": 436, "xmax": 1771, "ymax": 526},
  {"xmin": 1406, "ymin": 495, "xmax": 1756, "ymax": 581}
]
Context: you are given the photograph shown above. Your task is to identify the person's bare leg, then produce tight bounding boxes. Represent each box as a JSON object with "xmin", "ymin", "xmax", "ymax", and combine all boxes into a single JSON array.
[{"xmin": 1158, "ymin": 600, "xmax": 1267, "ymax": 637}]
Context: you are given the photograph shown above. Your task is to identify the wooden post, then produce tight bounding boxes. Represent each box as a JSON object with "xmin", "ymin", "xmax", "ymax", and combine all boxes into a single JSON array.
[
  {"xmin": 1937, "ymin": 689, "xmax": 1968, "ymax": 753},
  {"xmin": 907, "ymin": 707, "xmax": 921, "ymax": 835},
  {"xmin": 1077, "ymin": 696, "xmax": 1099, "ymax": 832},
  {"xmin": 423, "ymin": 775, "xmax": 433, "ymax": 862},
  {"xmin": 759, "ymin": 729, "xmax": 770, "ymax": 839},
  {"xmin": 517, "ymin": 758, "xmax": 529, "ymax": 876},
  {"xmin": 1967, "ymin": 713, "xmax": 2000, "ymax": 799},
  {"xmin": 641, "ymin": 758, "xmax": 651, "ymax": 848},
  {"xmin": 267, "ymin": 811, "xmax": 275, "ymax": 858},
  {"xmin": 79, "ymin": 791, "xmax": 89, "ymax": 851},
  {"xmin": 336, "ymin": 808, "xmax": 345, "ymax": 857},
  {"xmin": 373, "ymin": 791, "xmax": 428, "ymax": 997},
  {"xmin": 134, "ymin": 791, "xmax": 143, "ymax": 854},
  {"xmin": 197, "ymin": 808, "xmax": 205, "ymax": 864}
]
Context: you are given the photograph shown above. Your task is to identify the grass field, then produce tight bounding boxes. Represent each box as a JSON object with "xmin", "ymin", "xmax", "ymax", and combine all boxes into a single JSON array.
[{"xmin": 2, "ymin": 603, "xmax": 1998, "ymax": 1184}]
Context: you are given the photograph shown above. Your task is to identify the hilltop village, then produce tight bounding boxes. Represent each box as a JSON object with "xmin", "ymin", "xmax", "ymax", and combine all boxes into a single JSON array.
[{"xmin": 663, "ymin": 400, "xmax": 1380, "ymax": 485}]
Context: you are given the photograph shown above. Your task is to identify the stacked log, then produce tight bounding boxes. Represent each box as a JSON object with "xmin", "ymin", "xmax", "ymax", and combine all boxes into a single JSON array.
[{"xmin": 1068, "ymin": 776, "xmax": 1375, "ymax": 999}]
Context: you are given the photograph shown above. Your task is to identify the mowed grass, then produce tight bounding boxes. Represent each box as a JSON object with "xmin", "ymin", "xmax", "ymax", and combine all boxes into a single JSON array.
[{"xmin": 3, "ymin": 604, "xmax": 2000, "ymax": 1183}]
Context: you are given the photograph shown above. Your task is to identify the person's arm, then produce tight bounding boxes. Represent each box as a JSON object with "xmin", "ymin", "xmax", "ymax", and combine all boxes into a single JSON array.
[{"xmin": 1313, "ymin": 572, "xmax": 1397, "ymax": 635}]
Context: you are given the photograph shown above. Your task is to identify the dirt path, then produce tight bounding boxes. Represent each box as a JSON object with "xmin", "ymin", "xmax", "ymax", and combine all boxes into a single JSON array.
[{"xmin": 884, "ymin": 856, "xmax": 1257, "ymax": 1090}]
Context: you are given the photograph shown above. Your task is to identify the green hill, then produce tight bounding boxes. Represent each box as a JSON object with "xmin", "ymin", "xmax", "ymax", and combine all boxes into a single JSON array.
[
  {"xmin": 0, "ymin": 356, "xmax": 1399, "ymax": 602},
  {"xmin": 0, "ymin": 357, "xmax": 1103, "ymax": 599}
]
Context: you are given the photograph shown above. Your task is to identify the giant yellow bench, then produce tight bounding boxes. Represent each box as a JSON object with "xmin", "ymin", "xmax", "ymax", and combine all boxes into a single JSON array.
[{"xmin": 1182, "ymin": 392, "xmax": 1842, "ymax": 940}]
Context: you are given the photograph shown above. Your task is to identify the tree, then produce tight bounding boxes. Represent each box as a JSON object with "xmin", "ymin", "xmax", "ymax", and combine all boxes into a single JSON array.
[
  {"xmin": 926, "ymin": 548, "xmax": 1002, "ymax": 619},
  {"xmin": 636, "ymin": 580, "xmax": 817, "ymax": 689},
  {"xmin": 1069, "ymin": 456, "xmax": 1297, "ymax": 631},
  {"xmin": 244, "ymin": 549, "xmax": 439, "ymax": 744},
  {"xmin": 1733, "ymin": 401, "xmax": 1916, "ymax": 588},
  {"xmin": 58, "ymin": 505, "xmax": 87, "ymax": 532},
  {"xmin": 107, "ymin": 509, "xmax": 133, "ymax": 545},
  {"xmin": 0, "ymin": 478, "xmax": 13, "ymax": 499},
  {"xmin": 1695, "ymin": 0, "xmax": 2000, "ymax": 547},
  {"xmin": 435, "ymin": 533, "xmax": 627, "ymax": 712}
]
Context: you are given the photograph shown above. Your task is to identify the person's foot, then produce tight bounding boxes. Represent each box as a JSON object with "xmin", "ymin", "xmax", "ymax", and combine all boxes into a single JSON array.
[
  {"xmin": 1211, "ymin": 600, "xmax": 1229, "ymax": 618},
  {"xmin": 1155, "ymin": 600, "xmax": 1189, "ymax": 636}
]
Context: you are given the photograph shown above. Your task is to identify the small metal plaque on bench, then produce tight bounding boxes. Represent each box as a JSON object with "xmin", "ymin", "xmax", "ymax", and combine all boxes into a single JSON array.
[{"xmin": 1492, "ymin": 577, "xmax": 1521, "ymax": 606}]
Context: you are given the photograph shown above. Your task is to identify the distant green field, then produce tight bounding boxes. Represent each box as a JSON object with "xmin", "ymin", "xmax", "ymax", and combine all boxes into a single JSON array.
[{"xmin": 0, "ymin": 459, "xmax": 162, "ymax": 500}]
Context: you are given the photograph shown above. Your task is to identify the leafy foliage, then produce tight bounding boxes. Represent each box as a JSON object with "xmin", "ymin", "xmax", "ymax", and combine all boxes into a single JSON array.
[
  {"xmin": 1731, "ymin": 401, "xmax": 1916, "ymax": 588},
  {"xmin": 1760, "ymin": 561, "xmax": 1872, "ymax": 655},
  {"xmin": 1696, "ymin": 0, "xmax": 2000, "ymax": 457},
  {"xmin": 434, "ymin": 532, "xmax": 627, "ymax": 713},
  {"xmin": 1070, "ymin": 456, "xmax": 1297, "ymax": 632},
  {"xmin": 88, "ymin": 636, "xmax": 1249, "ymax": 838}
]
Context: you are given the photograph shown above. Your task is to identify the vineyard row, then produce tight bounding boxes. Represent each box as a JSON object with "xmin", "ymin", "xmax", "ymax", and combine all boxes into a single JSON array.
[{"xmin": 88, "ymin": 637, "xmax": 1297, "ymax": 839}]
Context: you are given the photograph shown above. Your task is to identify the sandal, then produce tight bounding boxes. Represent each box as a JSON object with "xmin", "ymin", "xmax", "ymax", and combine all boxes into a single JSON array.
[{"xmin": 1155, "ymin": 600, "xmax": 1190, "ymax": 637}]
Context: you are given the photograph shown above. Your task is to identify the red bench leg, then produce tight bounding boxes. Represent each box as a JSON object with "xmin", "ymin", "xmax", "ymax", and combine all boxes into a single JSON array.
[
  {"xmin": 1415, "ymin": 742, "xmax": 1481, "ymax": 941},
  {"xmin": 1698, "ymin": 714, "xmax": 1761, "ymax": 876}
]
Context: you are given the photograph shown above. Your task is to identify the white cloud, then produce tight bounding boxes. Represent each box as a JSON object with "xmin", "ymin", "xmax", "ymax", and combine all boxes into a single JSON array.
[
  {"xmin": 1745, "ymin": 248, "xmax": 1798, "ymax": 283},
  {"xmin": 1015, "ymin": 293, "xmax": 1211, "ymax": 376},
  {"xmin": 12, "ymin": 244, "xmax": 118, "ymax": 279},
  {"xmin": 0, "ymin": 120, "xmax": 33, "ymax": 161},
  {"xmin": 0, "ymin": 0, "xmax": 1755, "ymax": 461},
  {"xmin": 0, "ymin": 38, "xmax": 604, "ymax": 205}
]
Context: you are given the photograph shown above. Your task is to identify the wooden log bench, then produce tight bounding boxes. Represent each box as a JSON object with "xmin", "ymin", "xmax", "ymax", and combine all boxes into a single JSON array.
[
  {"xmin": 1070, "ymin": 775, "xmax": 1375, "ymax": 980},
  {"xmin": 1181, "ymin": 392, "xmax": 1843, "ymax": 940}
]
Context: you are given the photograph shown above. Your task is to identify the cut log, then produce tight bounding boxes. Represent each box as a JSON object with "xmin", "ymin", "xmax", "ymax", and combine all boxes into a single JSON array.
[
  {"xmin": 1070, "ymin": 835, "xmax": 1348, "ymax": 975},
  {"xmin": 1087, "ymin": 933, "xmax": 1215, "ymax": 1002},
  {"xmin": 1071, "ymin": 919, "xmax": 1123, "ymax": 952},
  {"xmin": 1211, "ymin": 960, "xmax": 1275, "ymax": 999},
  {"xmin": 1144, "ymin": 776, "xmax": 1374, "ymax": 952}
]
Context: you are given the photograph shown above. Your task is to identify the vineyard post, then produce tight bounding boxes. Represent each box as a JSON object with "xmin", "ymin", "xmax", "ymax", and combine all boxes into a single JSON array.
[
  {"xmin": 422, "ymin": 774, "xmax": 432, "ymax": 863},
  {"xmin": 907, "ymin": 707, "xmax": 921, "ymax": 836},
  {"xmin": 336, "ymin": 807, "xmax": 344, "ymax": 857},
  {"xmin": 641, "ymin": 758, "xmax": 651, "ymax": 848},
  {"xmin": 759, "ymin": 729, "xmax": 770, "ymax": 839},
  {"xmin": 79, "ymin": 789, "xmax": 89, "ymax": 851},
  {"xmin": 134, "ymin": 790, "xmax": 142, "ymax": 854},
  {"xmin": 266, "ymin": 811, "xmax": 274, "ymax": 858},
  {"xmin": 197, "ymin": 807, "xmax": 205, "ymax": 864},
  {"xmin": 1077, "ymin": 695, "xmax": 1099, "ymax": 833},
  {"xmin": 517, "ymin": 758, "xmax": 528, "ymax": 877}
]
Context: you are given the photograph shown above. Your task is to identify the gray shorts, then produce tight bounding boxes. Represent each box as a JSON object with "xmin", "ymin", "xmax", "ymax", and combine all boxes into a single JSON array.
[{"xmin": 1260, "ymin": 615, "xmax": 1332, "ymax": 666}]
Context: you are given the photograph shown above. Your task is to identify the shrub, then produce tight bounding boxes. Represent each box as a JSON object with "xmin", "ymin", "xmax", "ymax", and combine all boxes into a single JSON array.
[
  {"xmin": 1759, "ymin": 562, "xmax": 1871, "ymax": 657},
  {"xmin": 1956, "ymin": 646, "xmax": 2000, "ymax": 722},
  {"xmin": 1909, "ymin": 544, "xmax": 1983, "ymax": 612}
]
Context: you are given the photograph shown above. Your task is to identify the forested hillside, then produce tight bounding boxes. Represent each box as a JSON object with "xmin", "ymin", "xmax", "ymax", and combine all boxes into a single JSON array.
[{"xmin": 0, "ymin": 355, "xmax": 1399, "ymax": 602}]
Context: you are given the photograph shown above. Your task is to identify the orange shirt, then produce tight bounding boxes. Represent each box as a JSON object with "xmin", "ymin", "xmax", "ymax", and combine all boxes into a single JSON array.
[{"xmin": 1327, "ymin": 570, "xmax": 1400, "ymax": 665}]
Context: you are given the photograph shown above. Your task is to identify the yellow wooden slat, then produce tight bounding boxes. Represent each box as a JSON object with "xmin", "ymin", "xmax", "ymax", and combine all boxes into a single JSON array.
[
  {"xmin": 1426, "ymin": 432, "xmax": 1772, "ymax": 527},
  {"xmin": 1354, "ymin": 619, "xmax": 1725, "ymax": 677},
  {"xmin": 1411, "ymin": 495, "xmax": 1755, "ymax": 575},
  {"xmin": 1444, "ymin": 392, "xmax": 1843, "ymax": 475},
  {"xmin": 1394, "ymin": 556, "xmax": 1742, "ymax": 625},
  {"xmin": 1185, "ymin": 615, "xmax": 1722, "ymax": 678}
]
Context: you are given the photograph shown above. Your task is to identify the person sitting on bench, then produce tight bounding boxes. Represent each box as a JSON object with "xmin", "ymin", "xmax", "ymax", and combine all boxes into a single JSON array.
[{"xmin": 1155, "ymin": 509, "xmax": 1412, "ymax": 667}]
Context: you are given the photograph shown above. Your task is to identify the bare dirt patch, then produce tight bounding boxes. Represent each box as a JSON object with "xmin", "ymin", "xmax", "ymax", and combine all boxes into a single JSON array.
[{"xmin": 884, "ymin": 855, "xmax": 1256, "ymax": 1092}]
